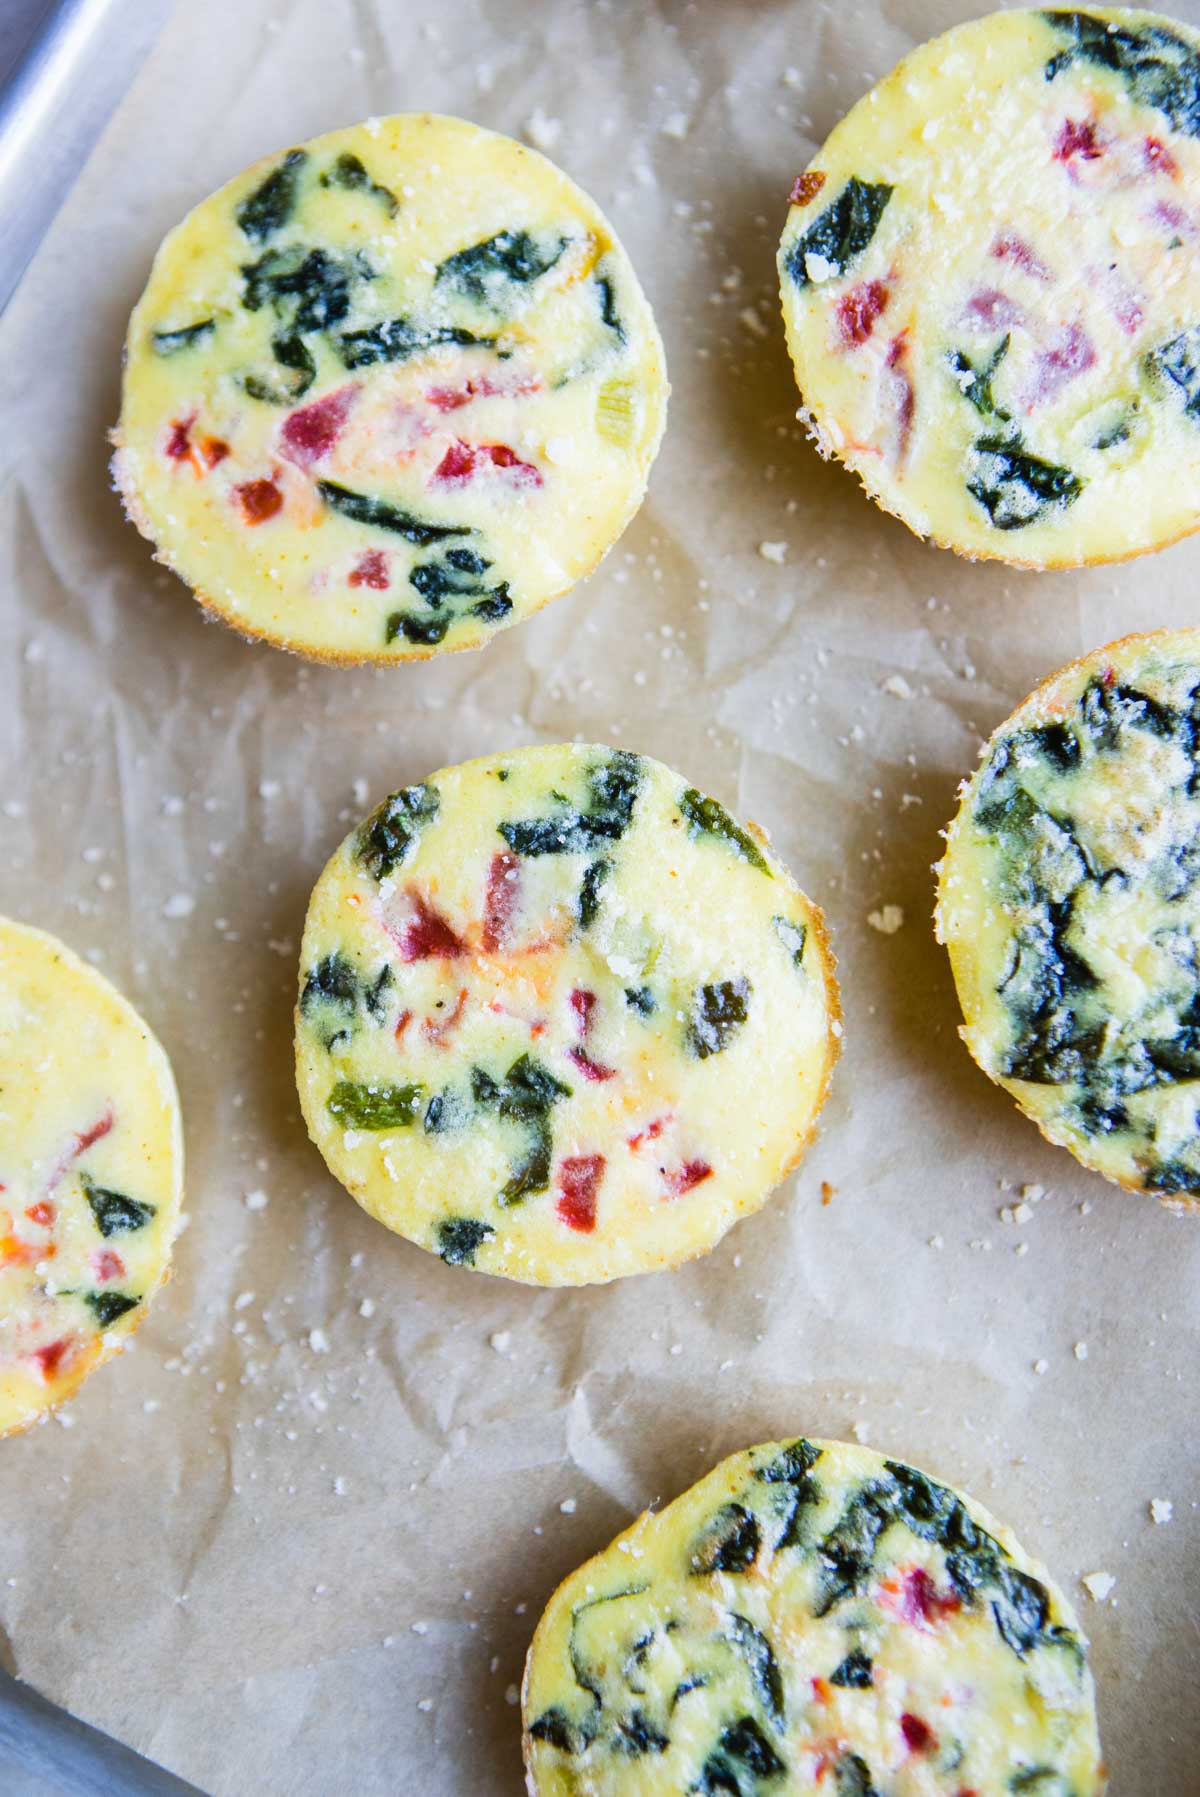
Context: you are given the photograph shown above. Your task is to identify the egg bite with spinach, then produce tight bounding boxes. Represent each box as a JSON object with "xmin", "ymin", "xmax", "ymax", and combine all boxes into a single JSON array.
[
  {"xmin": 295, "ymin": 745, "xmax": 839, "ymax": 1284},
  {"xmin": 523, "ymin": 1436, "xmax": 1105, "ymax": 1796},
  {"xmin": 0, "ymin": 918, "xmax": 184, "ymax": 1436},
  {"xmin": 779, "ymin": 7, "xmax": 1200, "ymax": 567},
  {"xmin": 114, "ymin": 114, "xmax": 667, "ymax": 661},
  {"xmin": 938, "ymin": 628, "xmax": 1200, "ymax": 1205}
]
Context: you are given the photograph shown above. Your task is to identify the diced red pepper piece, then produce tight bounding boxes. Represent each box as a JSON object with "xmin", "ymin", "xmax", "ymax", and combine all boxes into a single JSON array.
[
  {"xmin": 901, "ymin": 1714, "xmax": 934, "ymax": 1754},
  {"xmin": 423, "ymin": 987, "xmax": 468, "ymax": 1045},
  {"xmin": 567, "ymin": 1047, "xmax": 616, "ymax": 1082},
  {"xmin": 89, "ymin": 1249, "xmax": 126, "ymax": 1283},
  {"xmin": 557, "ymin": 1155, "xmax": 605, "ymax": 1232},
  {"xmin": 165, "ymin": 415, "xmax": 195, "ymax": 459},
  {"xmin": 433, "ymin": 440, "xmax": 542, "ymax": 487},
  {"xmin": 200, "ymin": 436, "xmax": 230, "ymax": 467},
  {"xmin": 893, "ymin": 1565, "xmax": 960, "ymax": 1627},
  {"xmin": 628, "ymin": 1116, "xmax": 669, "ymax": 1150},
  {"xmin": 663, "ymin": 1159, "xmax": 713, "ymax": 1198},
  {"xmin": 30, "ymin": 1338, "xmax": 70, "ymax": 1380},
  {"xmin": 991, "ymin": 232, "xmax": 1051, "ymax": 281},
  {"xmin": 349, "ymin": 549, "xmax": 390, "ymax": 590},
  {"xmin": 25, "ymin": 1202, "xmax": 55, "ymax": 1228},
  {"xmin": 280, "ymin": 384, "xmax": 358, "ymax": 468},
  {"xmin": 837, "ymin": 279, "xmax": 889, "ymax": 347},
  {"xmin": 399, "ymin": 894, "xmax": 465, "ymax": 962},
  {"xmin": 74, "ymin": 1111, "xmax": 114, "ymax": 1155},
  {"xmin": 482, "ymin": 852, "xmax": 521, "ymax": 951},
  {"xmin": 568, "ymin": 988, "xmax": 596, "ymax": 1037},
  {"xmin": 1145, "ymin": 135, "xmax": 1179, "ymax": 176},
  {"xmin": 1054, "ymin": 117, "xmax": 1103, "ymax": 162},
  {"xmin": 394, "ymin": 1009, "xmax": 413, "ymax": 1041},
  {"xmin": 235, "ymin": 478, "xmax": 284, "ymax": 524}
]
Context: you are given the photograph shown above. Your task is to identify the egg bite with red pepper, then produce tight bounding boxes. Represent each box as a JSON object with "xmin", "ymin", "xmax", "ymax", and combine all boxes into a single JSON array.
[
  {"xmin": 523, "ymin": 1437, "xmax": 1105, "ymax": 1797},
  {"xmin": 779, "ymin": 7, "xmax": 1200, "ymax": 567},
  {"xmin": 113, "ymin": 114, "xmax": 667, "ymax": 661},
  {"xmin": 0, "ymin": 919, "xmax": 184, "ymax": 1436},
  {"xmin": 295, "ymin": 745, "xmax": 839, "ymax": 1285}
]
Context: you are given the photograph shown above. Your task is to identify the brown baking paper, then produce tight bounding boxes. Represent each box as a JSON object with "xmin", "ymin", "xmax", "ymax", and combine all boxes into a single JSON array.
[{"xmin": 1, "ymin": 0, "xmax": 1197, "ymax": 1790}]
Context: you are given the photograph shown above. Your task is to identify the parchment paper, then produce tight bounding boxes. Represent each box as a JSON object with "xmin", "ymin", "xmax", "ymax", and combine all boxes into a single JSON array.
[{"xmin": 1, "ymin": 1, "xmax": 1197, "ymax": 1791}]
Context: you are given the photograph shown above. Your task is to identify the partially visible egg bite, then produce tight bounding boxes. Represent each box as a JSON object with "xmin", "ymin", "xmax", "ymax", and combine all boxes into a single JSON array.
[
  {"xmin": 523, "ymin": 1437, "xmax": 1105, "ymax": 1797},
  {"xmin": 937, "ymin": 628, "xmax": 1200, "ymax": 1205},
  {"xmin": 0, "ymin": 919, "xmax": 183, "ymax": 1436},
  {"xmin": 778, "ymin": 7, "xmax": 1200, "ymax": 567},
  {"xmin": 294, "ymin": 745, "xmax": 839, "ymax": 1285},
  {"xmin": 114, "ymin": 114, "xmax": 667, "ymax": 662}
]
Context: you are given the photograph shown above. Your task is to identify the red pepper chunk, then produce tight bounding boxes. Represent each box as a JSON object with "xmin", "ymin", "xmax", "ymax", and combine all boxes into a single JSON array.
[
  {"xmin": 837, "ymin": 279, "xmax": 889, "ymax": 347},
  {"xmin": 433, "ymin": 440, "xmax": 543, "ymax": 487},
  {"xmin": 25, "ymin": 1202, "xmax": 55, "ymax": 1228},
  {"xmin": 280, "ymin": 384, "xmax": 358, "ymax": 468},
  {"xmin": 349, "ymin": 549, "xmax": 390, "ymax": 590},
  {"xmin": 663, "ymin": 1159, "xmax": 713, "ymax": 1198},
  {"xmin": 89, "ymin": 1249, "xmax": 126, "ymax": 1283},
  {"xmin": 568, "ymin": 987, "xmax": 597, "ymax": 1036},
  {"xmin": 482, "ymin": 852, "xmax": 521, "ymax": 951},
  {"xmin": 201, "ymin": 436, "xmax": 230, "ymax": 467},
  {"xmin": 901, "ymin": 1714, "xmax": 935, "ymax": 1755},
  {"xmin": 1054, "ymin": 117, "xmax": 1103, "ymax": 162},
  {"xmin": 895, "ymin": 1565, "xmax": 960, "ymax": 1627},
  {"xmin": 399, "ymin": 894, "xmax": 466, "ymax": 962},
  {"xmin": 568, "ymin": 1047, "xmax": 616, "ymax": 1083},
  {"xmin": 557, "ymin": 1155, "xmax": 605, "ymax": 1232},
  {"xmin": 165, "ymin": 415, "xmax": 195, "ymax": 459},
  {"xmin": 30, "ymin": 1338, "xmax": 70, "ymax": 1381},
  {"xmin": 235, "ymin": 478, "xmax": 284, "ymax": 525},
  {"xmin": 1145, "ymin": 135, "xmax": 1179, "ymax": 175}
]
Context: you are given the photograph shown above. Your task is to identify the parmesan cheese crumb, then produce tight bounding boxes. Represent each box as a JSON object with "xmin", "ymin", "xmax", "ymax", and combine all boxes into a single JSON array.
[
  {"xmin": 1033, "ymin": 1359, "xmax": 1049, "ymax": 1375},
  {"xmin": 1074, "ymin": 1341, "xmax": 1089, "ymax": 1361},
  {"xmin": 245, "ymin": 1188, "xmax": 269, "ymax": 1211},
  {"xmin": 867, "ymin": 904, "xmax": 904, "ymax": 935},
  {"xmin": 560, "ymin": 1497, "xmax": 578, "ymax": 1514},
  {"xmin": 661, "ymin": 110, "xmax": 690, "ymax": 139},
  {"xmin": 804, "ymin": 251, "xmax": 836, "ymax": 283},
  {"xmin": 880, "ymin": 673, "xmax": 914, "ymax": 700},
  {"xmin": 359, "ymin": 1298, "xmax": 376, "ymax": 1319},
  {"xmin": 1150, "ymin": 1497, "xmax": 1173, "ymax": 1524},
  {"xmin": 852, "ymin": 1419, "xmax": 871, "ymax": 1444},
  {"xmin": 308, "ymin": 1327, "xmax": 331, "ymax": 1354},
  {"xmin": 1082, "ymin": 1571, "xmax": 1115, "ymax": 1602},
  {"xmin": 758, "ymin": 540, "xmax": 788, "ymax": 564},
  {"xmin": 162, "ymin": 893, "xmax": 195, "ymax": 920},
  {"xmin": 490, "ymin": 1330, "xmax": 512, "ymax": 1353},
  {"xmin": 524, "ymin": 108, "xmax": 562, "ymax": 152}
]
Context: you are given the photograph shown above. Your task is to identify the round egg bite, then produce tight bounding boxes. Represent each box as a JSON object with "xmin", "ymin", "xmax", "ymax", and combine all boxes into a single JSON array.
[
  {"xmin": 0, "ymin": 919, "xmax": 183, "ymax": 1436},
  {"xmin": 294, "ymin": 745, "xmax": 839, "ymax": 1285},
  {"xmin": 778, "ymin": 7, "xmax": 1200, "ymax": 567},
  {"xmin": 523, "ymin": 1436, "xmax": 1105, "ymax": 1797},
  {"xmin": 114, "ymin": 114, "xmax": 667, "ymax": 661},
  {"xmin": 936, "ymin": 628, "xmax": 1200, "ymax": 1206}
]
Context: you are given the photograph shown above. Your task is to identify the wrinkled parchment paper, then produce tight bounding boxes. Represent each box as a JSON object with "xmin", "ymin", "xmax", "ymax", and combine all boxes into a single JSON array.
[{"xmin": 1, "ymin": 1, "xmax": 1198, "ymax": 1790}]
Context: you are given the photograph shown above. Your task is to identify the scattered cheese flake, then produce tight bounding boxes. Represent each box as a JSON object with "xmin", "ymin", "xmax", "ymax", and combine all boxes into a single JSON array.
[
  {"xmin": 308, "ymin": 1327, "xmax": 331, "ymax": 1354},
  {"xmin": 359, "ymin": 1298, "xmax": 376, "ymax": 1319},
  {"xmin": 1081, "ymin": 1571, "xmax": 1115, "ymax": 1602},
  {"xmin": 490, "ymin": 1330, "xmax": 512, "ymax": 1353},
  {"xmin": 1150, "ymin": 1497, "xmax": 1173, "ymax": 1524},
  {"xmin": 661, "ymin": 110, "xmax": 689, "ymax": 139},
  {"xmin": 1074, "ymin": 1341, "xmax": 1089, "ymax": 1361},
  {"xmin": 880, "ymin": 673, "xmax": 914, "ymax": 700},
  {"xmin": 524, "ymin": 108, "xmax": 562, "ymax": 152},
  {"xmin": 245, "ymin": 1188, "xmax": 269, "ymax": 1211},
  {"xmin": 758, "ymin": 540, "xmax": 788, "ymax": 564},
  {"xmin": 867, "ymin": 904, "xmax": 904, "ymax": 935},
  {"xmin": 162, "ymin": 893, "xmax": 195, "ymax": 919},
  {"xmin": 560, "ymin": 1497, "xmax": 578, "ymax": 1514},
  {"xmin": 1033, "ymin": 1358, "xmax": 1049, "ymax": 1375}
]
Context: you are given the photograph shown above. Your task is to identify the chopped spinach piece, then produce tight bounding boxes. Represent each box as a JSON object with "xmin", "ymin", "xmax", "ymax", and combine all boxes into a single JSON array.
[
  {"xmin": 356, "ymin": 783, "xmax": 440, "ymax": 881},
  {"xmin": 363, "ymin": 965, "xmax": 394, "ymax": 1019},
  {"xmin": 578, "ymin": 857, "xmax": 610, "ymax": 927},
  {"xmin": 814, "ymin": 1479, "xmax": 896, "ymax": 1615},
  {"xmin": 152, "ymin": 319, "xmax": 215, "ymax": 355},
  {"xmin": 471, "ymin": 590, "xmax": 513, "ymax": 623},
  {"xmin": 595, "ymin": 273, "xmax": 626, "ymax": 340},
  {"xmin": 624, "ymin": 985, "xmax": 655, "ymax": 1015},
  {"xmin": 1077, "ymin": 677, "xmax": 1178, "ymax": 751},
  {"xmin": 772, "ymin": 916, "xmax": 807, "ymax": 968},
  {"xmin": 406, "ymin": 545, "xmax": 512, "ymax": 632},
  {"xmin": 967, "ymin": 435, "xmax": 1083, "ymax": 531},
  {"xmin": 472, "ymin": 1054, "xmax": 571, "ymax": 1205},
  {"xmin": 500, "ymin": 751, "xmax": 643, "ymax": 856},
  {"xmin": 337, "ymin": 318, "xmax": 493, "ymax": 370},
  {"xmin": 613, "ymin": 1710, "xmax": 669, "ymax": 1755},
  {"xmin": 82, "ymin": 1176, "xmax": 157, "ymax": 1238},
  {"xmin": 1010, "ymin": 1771, "xmax": 1070, "ymax": 1794},
  {"xmin": 437, "ymin": 1217, "xmax": 495, "ymax": 1266},
  {"xmin": 949, "ymin": 334, "xmax": 1011, "ymax": 420},
  {"xmin": 679, "ymin": 789, "xmax": 771, "ymax": 874},
  {"xmin": 84, "ymin": 1290, "xmax": 140, "ymax": 1329},
  {"xmin": 317, "ymin": 479, "xmax": 472, "ymax": 544},
  {"xmin": 301, "ymin": 951, "xmax": 361, "ymax": 1030},
  {"xmin": 241, "ymin": 243, "xmax": 369, "ymax": 336},
  {"xmin": 829, "ymin": 1647, "xmax": 873, "ymax": 1688},
  {"xmin": 670, "ymin": 1673, "xmax": 708, "ymax": 1710},
  {"xmin": 1044, "ymin": 11, "xmax": 1200, "ymax": 139},
  {"xmin": 386, "ymin": 611, "xmax": 451, "ymax": 646},
  {"xmin": 697, "ymin": 1716, "xmax": 786, "ymax": 1795},
  {"xmin": 243, "ymin": 332, "xmax": 316, "ymax": 404},
  {"xmin": 834, "ymin": 1752, "xmax": 883, "ymax": 1797},
  {"xmin": 326, "ymin": 1079, "xmax": 423, "ymax": 1129},
  {"xmin": 689, "ymin": 1502, "xmax": 761, "ymax": 1575},
  {"xmin": 237, "ymin": 148, "xmax": 308, "ymax": 241},
  {"xmin": 436, "ymin": 228, "xmax": 568, "ymax": 303},
  {"xmin": 320, "ymin": 151, "xmax": 398, "ymax": 215},
  {"xmin": 1145, "ymin": 1157, "xmax": 1200, "ymax": 1194},
  {"xmin": 687, "ymin": 979, "xmax": 751, "ymax": 1059},
  {"xmin": 528, "ymin": 1706, "xmax": 586, "ymax": 1754},
  {"xmin": 1145, "ymin": 325, "xmax": 1200, "ymax": 421},
  {"xmin": 725, "ymin": 1614, "xmax": 785, "ymax": 1729},
  {"xmin": 784, "ymin": 176, "xmax": 893, "ymax": 290},
  {"xmin": 756, "ymin": 1438, "xmax": 823, "ymax": 1550}
]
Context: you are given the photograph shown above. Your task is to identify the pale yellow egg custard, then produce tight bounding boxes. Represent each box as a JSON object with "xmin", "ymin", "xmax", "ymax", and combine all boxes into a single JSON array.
[
  {"xmin": 523, "ymin": 1437, "xmax": 1105, "ymax": 1797},
  {"xmin": 114, "ymin": 115, "xmax": 667, "ymax": 661},
  {"xmin": 778, "ymin": 7, "xmax": 1200, "ymax": 567},
  {"xmin": 295, "ymin": 745, "xmax": 839, "ymax": 1285},
  {"xmin": 0, "ymin": 919, "xmax": 183, "ymax": 1436},
  {"xmin": 937, "ymin": 628, "xmax": 1200, "ymax": 1205}
]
